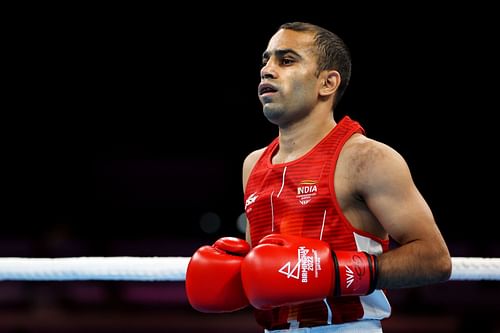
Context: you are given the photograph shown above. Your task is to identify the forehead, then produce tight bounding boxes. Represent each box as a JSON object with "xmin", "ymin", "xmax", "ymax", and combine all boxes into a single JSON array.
[{"xmin": 265, "ymin": 29, "xmax": 316, "ymax": 56}]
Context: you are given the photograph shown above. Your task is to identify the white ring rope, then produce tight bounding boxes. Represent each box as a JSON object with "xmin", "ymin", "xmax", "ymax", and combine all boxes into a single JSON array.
[
  {"xmin": 0, "ymin": 257, "xmax": 188, "ymax": 281},
  {"xmin": 0, "ymin": 256, "xmax": 498, "ymax": 281}
]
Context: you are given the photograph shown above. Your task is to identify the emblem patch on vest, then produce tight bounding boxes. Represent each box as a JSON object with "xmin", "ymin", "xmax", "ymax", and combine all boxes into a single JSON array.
[{"xmin": 296, "ymin": 180, "xmax": 318, "ymax": 205}]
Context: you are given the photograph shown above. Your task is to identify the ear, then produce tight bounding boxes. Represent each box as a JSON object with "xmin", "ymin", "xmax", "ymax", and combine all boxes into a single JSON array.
[{"xmin": 319, "ymin": 70, "xmax": 341, "ymax": 97}]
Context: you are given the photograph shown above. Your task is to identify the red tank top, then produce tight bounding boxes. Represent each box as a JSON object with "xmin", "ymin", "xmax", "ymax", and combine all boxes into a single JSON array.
[{"xmin": 244, "ymin": 116, "xmax": 391, "ymax": 329}]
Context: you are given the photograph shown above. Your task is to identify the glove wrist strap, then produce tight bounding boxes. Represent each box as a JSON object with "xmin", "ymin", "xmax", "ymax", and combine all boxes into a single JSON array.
[{"xmin": 332, "ymin": 251, "xmax": 378, "ymax": 296}]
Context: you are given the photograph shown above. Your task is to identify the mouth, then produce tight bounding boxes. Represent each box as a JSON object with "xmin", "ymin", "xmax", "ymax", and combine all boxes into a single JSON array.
[{"xmin": 258, "ymin": 83, "xmax": 278, "ymax": 96}]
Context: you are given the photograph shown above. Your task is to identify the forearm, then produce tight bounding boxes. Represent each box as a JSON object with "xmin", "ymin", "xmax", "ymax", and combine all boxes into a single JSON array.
[{"xmin": 376, "ymin": 239, "xmax": 451, "ymax": 289}]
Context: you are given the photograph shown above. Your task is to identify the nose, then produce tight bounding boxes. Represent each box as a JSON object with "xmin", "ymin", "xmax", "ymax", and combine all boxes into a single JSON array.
[{"xmin": 260, "ymin": 61, "xmax": 277, "ymax": 80}]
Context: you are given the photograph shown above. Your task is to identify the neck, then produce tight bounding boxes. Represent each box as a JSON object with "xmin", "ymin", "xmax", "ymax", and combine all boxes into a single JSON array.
[{"xmin": 273, "ymin": 115, "xmax": 336, "ymax": 164}]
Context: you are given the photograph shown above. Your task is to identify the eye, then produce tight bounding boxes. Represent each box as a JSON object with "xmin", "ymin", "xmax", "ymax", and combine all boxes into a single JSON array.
[{"xmin": 281, "ymin": 58, "xmax": 294, "ymax": 65}]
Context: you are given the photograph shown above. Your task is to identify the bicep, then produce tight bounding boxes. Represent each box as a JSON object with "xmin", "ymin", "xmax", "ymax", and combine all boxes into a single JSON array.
[
  {"xmin": 242, "ymin": 149, "xmax": 264, "ymax": 248},
  {"xmin": 360, "ymin": 147, "xmax": 440, "ymax": 245},
  {"xmin": 356, "ymin": 143, "xmax": 451, "ymax": 287},
  {"xmin": 242, "ymin": 148, "xmax": 265, "ymax": 192},
  {"xmin": 245, "ymin": 219, "xmax": 252, "ymax": 247}
]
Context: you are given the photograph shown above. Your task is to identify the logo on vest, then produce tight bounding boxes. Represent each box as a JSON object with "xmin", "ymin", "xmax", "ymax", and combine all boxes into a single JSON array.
[
  {"xmin": 245, "ymin": 192, "xmax": 258, "ymax": 212},
  {"xmin": 296, "ymin": 180, "xmax": 318, "ymax": 205}
]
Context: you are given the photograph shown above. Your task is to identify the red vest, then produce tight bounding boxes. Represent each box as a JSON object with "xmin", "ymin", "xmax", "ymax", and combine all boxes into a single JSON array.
[{"xmin": 244, "ymin": 116, "xmax": 391, "ymax": 329}]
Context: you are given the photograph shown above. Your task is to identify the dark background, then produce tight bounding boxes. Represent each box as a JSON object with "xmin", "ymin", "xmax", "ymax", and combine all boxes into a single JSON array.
[{"xmin": 2, "ymin": 3, "xmax": 499, "ymax": 333}]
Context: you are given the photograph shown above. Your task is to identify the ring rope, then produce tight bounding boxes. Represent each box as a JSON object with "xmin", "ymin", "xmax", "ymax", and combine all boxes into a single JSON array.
[{"xmin": 0, "ymin": 256, "xmax": 498, "ymax": 281}]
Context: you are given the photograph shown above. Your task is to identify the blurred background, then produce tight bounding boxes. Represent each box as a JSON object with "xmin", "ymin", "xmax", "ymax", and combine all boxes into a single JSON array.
[{"xmin": 2, "ymin": 3, "xmax": 499, "ymax": 332}]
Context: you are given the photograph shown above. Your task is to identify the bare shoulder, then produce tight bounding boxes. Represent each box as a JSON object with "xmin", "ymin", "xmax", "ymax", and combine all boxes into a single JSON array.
[
  {"xmin": 342, "ymin": 133, "xmax": 406, "ymax": 164},
  {"xmin": 341, "ymin": 134, "xmax": 412, "ymax": 189},
  {"xmin": 243, "ymin": 147, "xmax": 266, "ymax": 171},
  {"xmin": 242, "ymin": 147, "xmax": 267, "ymax": 189}
]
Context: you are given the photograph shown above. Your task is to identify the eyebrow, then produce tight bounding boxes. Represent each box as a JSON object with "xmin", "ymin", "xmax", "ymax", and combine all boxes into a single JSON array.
[{"xmin": 262, "ymin": 48, "xmax": 303, "ymax": 61}]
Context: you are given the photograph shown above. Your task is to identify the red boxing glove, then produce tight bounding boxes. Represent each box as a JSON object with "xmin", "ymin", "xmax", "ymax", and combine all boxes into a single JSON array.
[
  {"xmin": 241, "ymin": 233, "xmax": 378, "ymax": 310},
  {"xmin": 185, "ymin": 237, "xmax": 250, "ymax": 313}
]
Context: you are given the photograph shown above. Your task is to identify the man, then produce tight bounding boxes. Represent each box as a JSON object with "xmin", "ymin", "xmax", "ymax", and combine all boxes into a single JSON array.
[{"xmin": 186, "ymin": 22, "xmax": 451, "ymax": 332}]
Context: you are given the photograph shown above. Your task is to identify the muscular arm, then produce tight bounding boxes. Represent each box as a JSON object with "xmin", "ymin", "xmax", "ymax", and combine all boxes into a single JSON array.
[
  {"xmin": 353, "ymin": 139, "xmax": 451, "ymax": 289},
  {"xmin": 242, "ymin": 148, "xmax": 266, "ymax": 247}
]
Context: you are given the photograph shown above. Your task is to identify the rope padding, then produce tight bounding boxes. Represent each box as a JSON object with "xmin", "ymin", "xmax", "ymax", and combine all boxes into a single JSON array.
[{"xmin": 0, "ymin": 256, "xmax": 498, "ymax": 281}]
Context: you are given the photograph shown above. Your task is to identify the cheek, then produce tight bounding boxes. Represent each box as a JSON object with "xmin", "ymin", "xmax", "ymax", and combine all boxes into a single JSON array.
[{"xmin": 289, "ymin": 78, "xmax": 317, "ymax": 104}]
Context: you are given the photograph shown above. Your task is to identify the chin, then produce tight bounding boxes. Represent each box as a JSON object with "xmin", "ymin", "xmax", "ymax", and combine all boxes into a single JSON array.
[{"xmin": 263, "ymin": 106, "xmax": 285, "ymax": 125}]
